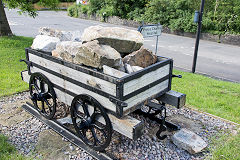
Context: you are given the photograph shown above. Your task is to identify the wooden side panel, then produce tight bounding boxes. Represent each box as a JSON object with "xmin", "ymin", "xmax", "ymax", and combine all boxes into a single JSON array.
[
  {"xmin": 30, "ymin": 67, "xmax": 117, "ymax": 113},
  {"xmin": 123, "ymin": 80, "xmax": 169, "ymax": 114},
  {"xmin": 123, "ymin": 64, "xmax": 170, "ymax": 96},
  {"xmin": 28, "ymin": 53, "xmax": 116, "ymax": 96},
  {"xmin": 21, "ymin": 71, "xmax": 143, "ymax": 140}
]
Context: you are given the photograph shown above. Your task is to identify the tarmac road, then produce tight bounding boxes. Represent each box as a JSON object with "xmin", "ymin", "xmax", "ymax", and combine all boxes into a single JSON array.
[{"xmin": 5, "ymin": 9, "xmax": 240, "ymax": 82}]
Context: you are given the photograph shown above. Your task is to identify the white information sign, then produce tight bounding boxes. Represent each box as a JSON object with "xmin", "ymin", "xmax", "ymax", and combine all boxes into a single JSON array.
[{"xmin": 139, "ymin": 25, "xmax": 162, "ymax": 38}]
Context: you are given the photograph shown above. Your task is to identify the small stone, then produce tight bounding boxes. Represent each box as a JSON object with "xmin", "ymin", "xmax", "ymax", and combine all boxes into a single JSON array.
[
  {"xmin": 103, "ymin": 65, "xmax": 128, "ymax": 78},
  {"xmin": 2, "ymin": 126, "xmax": 7, "ymax": 130},
  {"xmin": 172, "ymin": 128, "xmax": 208, "ymax": 154},
  {"xmin": 232, "ymin": 130, "xmax": 238, "ymax": 136},
  {"xmin": 57, "ymin": 117, "xmax": 73, "ymax": 125},
  {"xmin": 64, "ymin": 151, "xmax": 69, "ymax": 155},
  {"xmin": 69, "ymin": 145, "xmax": 74, "ymax": 151}
]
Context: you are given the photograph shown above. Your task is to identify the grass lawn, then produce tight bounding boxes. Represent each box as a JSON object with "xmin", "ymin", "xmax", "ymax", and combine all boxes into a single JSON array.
[
  {"xmin": 0, "ymin": 36, "xmax": 33, "ymax": 97},
  {"xmin": 0, "ymin": 134, "xmax": 28, "ymax": 160},
  {"xmin": 207, "ymin": 132, "xmax": 240, "ymax": 160},
  {"xmin": 172, "ymin": 70, "xmax": 240, "ymax": 124},
  {"xmin": 0, "ymin": 36, "xmax": 239, "ymax": 159}
]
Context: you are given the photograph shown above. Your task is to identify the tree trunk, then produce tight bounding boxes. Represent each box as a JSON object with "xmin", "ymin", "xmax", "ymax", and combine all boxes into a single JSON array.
[{"xmin": 0, "ymin": 0, "xmax": 13, "ymax": 36}]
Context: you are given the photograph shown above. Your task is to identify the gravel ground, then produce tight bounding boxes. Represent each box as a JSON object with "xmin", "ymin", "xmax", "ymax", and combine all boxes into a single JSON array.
[{"xmin": 0, "ymin": 92, "xmax": 239, "ymax": 160}]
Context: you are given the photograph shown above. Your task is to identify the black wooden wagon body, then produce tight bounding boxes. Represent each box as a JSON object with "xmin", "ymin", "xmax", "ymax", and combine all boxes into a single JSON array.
[{"xmin": 21, "ymin": 48, "xmax": 185, "ymax": 152}]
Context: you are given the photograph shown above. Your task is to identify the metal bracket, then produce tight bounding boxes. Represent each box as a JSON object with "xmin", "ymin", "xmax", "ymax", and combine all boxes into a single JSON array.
[
  {"xmin": 172, "ymin": 74, "xmax": 182, "ymax": 78},
  {"xmin": 109, "ymin": 96, "xmax": 128, "ymax": 108},
  {"xmin": 20, "ymin": 59, "xmax": 32, "ymax": 66},
  {"xmin": 109, "ymin": 96, "xmax": 128, "ymax": 118}
]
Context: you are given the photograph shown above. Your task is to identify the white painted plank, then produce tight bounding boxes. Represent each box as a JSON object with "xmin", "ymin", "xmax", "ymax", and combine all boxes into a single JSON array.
[
  {"xmin": 123, "ymin": 64, "xmax": 170, "ymax": 96},
  {"xmin": 124, "ymin": 80, "xmax": 169, "ymax": 114},
  {"xmin": 30, "ymin": 67, "xmax": 117, "ymax": 113},
  {"xmin": 28, "ymin": 53, "xmax": 116, "ymax": 96}
]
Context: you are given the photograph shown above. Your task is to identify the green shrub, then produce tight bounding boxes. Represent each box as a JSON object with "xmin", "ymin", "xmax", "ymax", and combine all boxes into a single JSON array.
[
  {"xmin": 68, "ymin": 0, "xmax": 240, "ymax": 35},
  {"xmin": 127, "ymin": 7, "xmax": 145, "ymax": 22},
  {"xmin": 67, "ymin": 4, "xmax": 80, "ymax": 17},
  {"xmin": 80, "ymin": 4, "xmax": 90, "ymax": 14}
]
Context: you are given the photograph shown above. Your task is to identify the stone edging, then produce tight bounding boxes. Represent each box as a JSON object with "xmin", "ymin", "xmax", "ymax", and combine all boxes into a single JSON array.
[{"xmin": 78, "ymin": 13, "xmax": 240, "ymax": 46}]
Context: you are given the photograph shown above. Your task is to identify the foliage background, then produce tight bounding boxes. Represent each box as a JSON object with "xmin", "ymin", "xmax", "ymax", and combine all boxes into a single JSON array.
[{"xmin": 68, "ymin": 0, "xmax": 240, "ymax": 35}]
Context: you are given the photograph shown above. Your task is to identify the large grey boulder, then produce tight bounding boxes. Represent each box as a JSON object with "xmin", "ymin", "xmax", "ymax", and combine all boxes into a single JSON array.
[
  {"xmin": 81, "ymin": 25, "xmax": 144, "ymax": 54},
  {"xmin": 52, "ymin": 41, "xmax": 83, "ymax": 62},
  {"xmin": 52, "ymin": 40, "xmax": 122, "ymax": 69},
  {"xmin": 123, "ymin": 46, "xmax": 157, "ymax": 68},
  {"xmin": 39, "ymin": 27, "xmax": 82, "ymax": 42},
  {"xmin": 31, "ymin": 35, "xmax": 60, "ymax": 52},
  {"xmin": 172, "ymin": 128, "xmax": 208, "ymax": 154},
  {"xmin": 74, "ymin": 40, "xmax": 122, "ymax": 68}
]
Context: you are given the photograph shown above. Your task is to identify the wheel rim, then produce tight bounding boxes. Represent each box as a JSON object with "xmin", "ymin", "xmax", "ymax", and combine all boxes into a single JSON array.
[
  {"xmin": 71, "ymin": 94, "xmax": 112, "ymax": 151},
  {"xmin": 29, "ymin": 73, "xmax": 56, "ymax": 119}
]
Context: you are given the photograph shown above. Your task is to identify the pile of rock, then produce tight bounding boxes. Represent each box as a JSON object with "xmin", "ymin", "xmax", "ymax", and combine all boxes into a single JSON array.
[{"xmin": 31, "ymin": 26, "xmax": 158, "ymax": 77}]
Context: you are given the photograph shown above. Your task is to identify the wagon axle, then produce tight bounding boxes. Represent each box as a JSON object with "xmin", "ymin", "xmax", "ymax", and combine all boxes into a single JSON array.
[
  {"xmin": 134, "ymin": 101, "xmax": 180, "ymax": 140},
  {"xmin": 31, "ymin": 92, "xmax": 50, "ymax": 101}
]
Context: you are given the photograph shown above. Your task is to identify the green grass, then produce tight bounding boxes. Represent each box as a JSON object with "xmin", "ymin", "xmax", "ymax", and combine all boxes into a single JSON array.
[
  {"xmin": 0, "ymin": 36, "xmax": 33, "ymax": 97},
  {"xmin": 0, "ymin": 134, "xmax": 28, "ymax": 160},
  {"xmin": 206, "ymin": 133, "xmax": 240, "ymax": 160},
  {"xmin": 172, "ymin": 70, "xmax": 240, "ymax": 124}
]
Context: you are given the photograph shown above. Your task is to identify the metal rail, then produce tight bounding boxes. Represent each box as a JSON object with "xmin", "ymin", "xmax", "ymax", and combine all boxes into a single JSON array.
[{"xmin": 22, "ymin": 103, "xmax": 115, "ymax": 160}]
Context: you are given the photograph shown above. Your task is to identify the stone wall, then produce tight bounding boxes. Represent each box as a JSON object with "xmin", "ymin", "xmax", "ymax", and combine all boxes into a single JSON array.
[{"xmin": 78, "ymin": 13, "xmax": 240, "ymax": 46}]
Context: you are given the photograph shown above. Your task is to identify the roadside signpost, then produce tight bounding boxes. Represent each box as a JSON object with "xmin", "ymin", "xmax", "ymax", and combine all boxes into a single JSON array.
[
  {"xmin": 192, "ymin": 0, "xmax": 205, "ymax": 73},
  {"xmin": 138, "ymin": 23, "xmax": 162, "ymax": 54}
]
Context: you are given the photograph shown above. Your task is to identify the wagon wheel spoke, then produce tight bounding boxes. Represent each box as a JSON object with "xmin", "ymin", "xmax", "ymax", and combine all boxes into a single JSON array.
[
  {"xmin": 90, "ymin": 127, "xmax": 101, "ymax": 145},
  {"xmin": 81, "ymin": 101, "xmax": 90, "ymax": 117},
  {"xmin": 43, "ymin": 98, "xmax": 53, "ymax": 113},
  {"xmin": 30, "ymin": 79, "xmax": 41, "ymax": 94},
  {"xmin": 90, "ymin": 110, "xmax": 100, "ymax": 122},
  {"xmin": 92, "ymin": 123, "xmax": 108, "ymax": 139},
  {"xmin": 77, "ymin": 121, "xmax": 86, "ymax": 130},
  {"xmin": 73, "ymin": 101, "xmax": 85, "ymax": 119},
  {"xmin": 33, "ymin": 83, "xmax": 41, "ymax": 93},
  {"xmin": 41, "ymin": 100, "xmax": 46, "ymax": 113}
]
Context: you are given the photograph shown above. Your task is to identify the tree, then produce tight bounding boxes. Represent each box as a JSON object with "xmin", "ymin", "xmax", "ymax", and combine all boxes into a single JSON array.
[{"xmin": 0, "ymin": 0, "xmax": 59, "ymax": 36}]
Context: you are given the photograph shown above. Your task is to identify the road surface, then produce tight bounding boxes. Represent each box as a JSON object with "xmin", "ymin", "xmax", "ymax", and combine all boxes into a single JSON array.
[{"xmin": 5, "ymin": 9, "xmax": 240, "ymax": 82}]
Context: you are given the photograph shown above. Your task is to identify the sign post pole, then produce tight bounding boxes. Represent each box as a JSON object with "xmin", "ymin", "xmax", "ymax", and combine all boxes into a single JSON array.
[
  {"xmin": 192, "ymin": 0, "xmax": 205, "ymax": 73},
  {"xmin": 155, "ymin": 35, "xmax": 159, "ymax": 54}
]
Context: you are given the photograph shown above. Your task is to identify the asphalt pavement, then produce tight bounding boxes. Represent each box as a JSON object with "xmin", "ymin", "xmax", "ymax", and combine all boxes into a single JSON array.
[{"xmin": 5, "ymin": 9, "xmax": 240, "ymax": 82}]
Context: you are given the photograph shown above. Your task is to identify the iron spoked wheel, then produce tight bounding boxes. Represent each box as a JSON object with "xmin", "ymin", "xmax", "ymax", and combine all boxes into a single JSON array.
[
  {"xmin": 71, "ymin": 94, "xmax": 112, "ymax": 151},
  {"xmin": 29, "ymin": 72, "xmax": 57, "ymax": 119}
]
